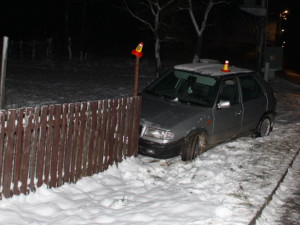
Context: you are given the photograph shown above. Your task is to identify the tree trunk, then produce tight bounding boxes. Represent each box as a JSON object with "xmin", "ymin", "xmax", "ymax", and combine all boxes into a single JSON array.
[
  {"xmin": 68, "ymin": 37, "xmax": 72, "ymax": 61},
  {"xmin": 154, "ymin": 36, "xmax": 161, "ymax": 78},
  {"xmin": 65, "ymin": 0, "xmax": 70, "ymax": 59},
  {"xmin": 189, "ymin": 0, "xmax": 219, "ymax": 63},
  {"xmin": 80, "ymin": 0, "xmax": 88, "ymax": 61},
  {"xmin": 193, "ymin": 35, "xmax": 203, "ymax": 63}
]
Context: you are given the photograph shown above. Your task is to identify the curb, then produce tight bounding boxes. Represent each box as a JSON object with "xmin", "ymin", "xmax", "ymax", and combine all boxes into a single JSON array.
[{"xmin": 248, "ymin": 148, "xmax": 300, "ymax": 225}]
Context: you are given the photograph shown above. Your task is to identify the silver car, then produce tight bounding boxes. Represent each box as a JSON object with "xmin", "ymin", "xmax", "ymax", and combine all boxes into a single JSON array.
[{"xmin": 138, "ymin": 62, "xmax": 276, "ymax": 161}]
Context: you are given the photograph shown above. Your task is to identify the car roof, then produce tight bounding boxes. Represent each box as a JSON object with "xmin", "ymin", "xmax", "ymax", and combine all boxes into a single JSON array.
[{"xmin": 174, "ymin": 63, "xmax": 253, "ymax": 77}]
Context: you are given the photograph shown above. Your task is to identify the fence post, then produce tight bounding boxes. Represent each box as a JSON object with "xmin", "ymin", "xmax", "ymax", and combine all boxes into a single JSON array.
[{"xmin": 0, "ymin": 36, "xmax": 9, "ymax": 109}]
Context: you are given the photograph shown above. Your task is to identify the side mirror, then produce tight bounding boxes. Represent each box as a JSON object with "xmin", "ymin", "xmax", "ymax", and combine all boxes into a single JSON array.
[{"xmin": 217, "ymin": 100, "xmax": 230, "ymax": 109}]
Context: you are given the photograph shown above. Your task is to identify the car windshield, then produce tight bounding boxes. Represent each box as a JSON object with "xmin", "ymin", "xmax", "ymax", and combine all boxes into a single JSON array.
[{"xmin": 145, "ymin": 70, "xmax": 219, "ymax": 106}]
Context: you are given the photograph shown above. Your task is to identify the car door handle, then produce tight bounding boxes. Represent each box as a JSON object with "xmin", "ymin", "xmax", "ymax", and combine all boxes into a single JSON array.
[{"xmin": 235, "ymin": 111, "xmax": 242, "ymax": 116}]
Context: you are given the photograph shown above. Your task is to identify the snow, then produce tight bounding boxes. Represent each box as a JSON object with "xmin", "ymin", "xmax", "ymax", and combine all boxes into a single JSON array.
[{"xmin": 1, "ymin": 59, "xmax": 300, "ymax": 224}]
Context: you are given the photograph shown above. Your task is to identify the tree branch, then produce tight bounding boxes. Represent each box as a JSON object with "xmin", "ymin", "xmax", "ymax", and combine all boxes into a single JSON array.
[
  {"xmin": 189, "ymin": 0, "xmax": 226, "ymax": 37},
  {"xmin": 161, "ymin": 0, "xmax": 176, "ymax": 9},
  {"xmin": 123, "ymin": 0, "xmax": 154, "ymax": 32},
  {"xmin": 188, "ymin": 0, "xmax": 200, "ymax": 36},
  {"xmin": 147, "ymin": 0, "xmax": 157, "ymax": 16}
]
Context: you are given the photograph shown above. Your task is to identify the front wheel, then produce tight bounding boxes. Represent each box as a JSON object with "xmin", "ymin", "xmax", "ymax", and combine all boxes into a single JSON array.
[
  {"xmin": 181, "ymin": 130, "xmax": 208, "ymax": 161},
  {"xmin": 257, "ymin": 116, "xmax": 272, "ymax": 137}
]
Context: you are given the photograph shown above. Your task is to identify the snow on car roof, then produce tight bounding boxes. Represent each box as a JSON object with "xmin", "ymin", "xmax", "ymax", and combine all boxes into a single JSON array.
[{"xmin": 174, "ymin": 63, "xmax": 253, "ymax": 76}]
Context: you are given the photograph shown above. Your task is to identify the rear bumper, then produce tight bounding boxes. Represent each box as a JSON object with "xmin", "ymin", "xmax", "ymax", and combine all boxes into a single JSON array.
[{"xmin": 138, "ymin": 138, "xmax": 183, "ymax": 159}]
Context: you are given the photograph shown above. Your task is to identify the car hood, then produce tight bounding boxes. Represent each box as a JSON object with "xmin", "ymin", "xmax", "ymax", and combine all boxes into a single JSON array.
[{"xmin": 140, "ymin": 93, "xmax": 209, "ymax": 130}]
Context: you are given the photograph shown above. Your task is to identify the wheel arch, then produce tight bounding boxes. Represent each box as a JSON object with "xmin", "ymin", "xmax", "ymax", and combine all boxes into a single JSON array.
[{"xmin": 183, "ymin": 127, "xmax": 210, "ymax": 143}]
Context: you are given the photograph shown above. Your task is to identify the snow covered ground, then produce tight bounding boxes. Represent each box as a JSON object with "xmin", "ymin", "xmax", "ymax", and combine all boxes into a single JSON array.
[{"xmin": 0, "ymin": 59, "xmax": 300, "ymax": 225}]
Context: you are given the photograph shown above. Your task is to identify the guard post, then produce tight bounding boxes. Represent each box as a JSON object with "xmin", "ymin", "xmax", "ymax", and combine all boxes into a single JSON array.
[{"xmin": 131, "ymin": 42, "xmax": 144, "ymax": 96}]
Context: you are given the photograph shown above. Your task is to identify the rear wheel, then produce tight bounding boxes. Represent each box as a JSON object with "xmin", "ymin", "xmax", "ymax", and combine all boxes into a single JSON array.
[
  {"xmin": 181, "ymin": 130, "xmax": 208, "ymax": 161},
  {"xmin": 257, "ymin": 116, "xmax": 272, "ymax": 137}
]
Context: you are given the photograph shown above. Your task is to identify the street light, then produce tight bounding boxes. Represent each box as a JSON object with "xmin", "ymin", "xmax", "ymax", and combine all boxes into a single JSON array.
[{"xmin": 278, "ymin": 9, "xmax": 289, "ymax": 47}]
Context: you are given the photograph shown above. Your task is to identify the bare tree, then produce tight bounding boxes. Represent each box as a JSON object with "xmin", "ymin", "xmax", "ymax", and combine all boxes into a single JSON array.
[
  {"xmin": 187, "ymin": 0, "xmax": 225, "ymax": 62},
  {"xmin": 124, "ymin": 0, "xmax": 176, "ymax": 77},
  {"xmin": 80, "ymin": 0, "xmax": 88, "ymax": 61},
  {"xmin": 64, "ymin": 0, "xmax": 88, "ymax": 61}
]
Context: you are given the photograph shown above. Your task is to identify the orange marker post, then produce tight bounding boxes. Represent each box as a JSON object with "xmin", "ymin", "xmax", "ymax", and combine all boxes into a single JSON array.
[
  {"xmin": 131, "ymin": 42, "xmax": 143, "ymax": 96},
  {"xmin": 221, "ymin": 60, "xmax": 231, "ymax": 72}
]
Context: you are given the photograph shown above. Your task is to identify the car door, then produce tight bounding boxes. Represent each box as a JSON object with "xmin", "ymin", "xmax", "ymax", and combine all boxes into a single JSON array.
[
  {"xmin": 212, "ymin": 77, "xmax": 243, "ymax": 143},
  {"xmin": 239, "ymin": 75, "xmax": 267, "ymax": 132}
]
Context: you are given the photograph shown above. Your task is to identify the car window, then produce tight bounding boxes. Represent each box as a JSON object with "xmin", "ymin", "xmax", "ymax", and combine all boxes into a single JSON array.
[
  {"xmin": 217, "ymin": 78, "xmax": 239, "ymax": 105},
  {"xmin": 145, "ymin": 70, "xmax": 218, "ymax": 106},
  {"xmin": 146, "ymin": 70, "xmax": 179, "ymax": 93},
  {"xmin": 239, "ymin": 76, "xmax": 264, "ymax": 102},
  {"xmin": 174, "ymin": 70, "xmax": 217, "ymax": 86}
]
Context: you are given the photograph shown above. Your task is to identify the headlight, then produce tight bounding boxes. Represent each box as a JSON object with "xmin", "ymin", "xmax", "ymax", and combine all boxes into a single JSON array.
[{"xmin": 144, "ymin": 126, "xmax": 174, "ymax": 140}]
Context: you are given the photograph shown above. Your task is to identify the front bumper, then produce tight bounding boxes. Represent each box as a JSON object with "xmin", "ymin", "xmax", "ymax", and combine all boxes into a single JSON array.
[{"xmin": 138, "ymin": 138, "xmax": 183, "ymax": 159}]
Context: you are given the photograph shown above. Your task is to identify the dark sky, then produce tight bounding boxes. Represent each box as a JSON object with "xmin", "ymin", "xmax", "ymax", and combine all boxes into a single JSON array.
[
  {"xmin": 0, "ymin": 1, "xmax": 138, "ymax": 39},
  {"xmin": 0, "ymin": 1, "xmax": 142, "ymax": 54},
  {"xmin": 0, "ymin": 0, "xmax": 298, "ymax": 41},
  {"xmin": 0, "ymin": 0, "xmax": 299, "ymax": 68}
]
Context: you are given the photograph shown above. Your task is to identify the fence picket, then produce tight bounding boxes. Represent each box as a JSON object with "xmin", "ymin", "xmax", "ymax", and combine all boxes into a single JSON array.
[
  {"xmin": 87, "ymin": 101, "xmax": 98, "ymax": 176},
  {"xmin": 114, "ymin": 98, "xmax": 122, "ymax": 165},
  {"xmin": 127, "ymin": 98, "xmax": 135, "ymax": 157},
  {"xmin": 2, "ymin": 110, "xmax": 16, "ymax": 198},
  {"xmin": 133, "ymin": 97, "xmax": 142, "ymax": 156},
  {"xmin": 123, "ymin": 99, "xmax": 130, "ymax": 159},
  {"xmin": 82, "ymin": 102, "xmax": 92, "ymax": 176},
  {"xmin": 28, "ymin": 107, "xmax": 40, "ymax": 192},
  {"xmin": 57, "ymin": 104, "xmax": 68, "ymax": 187},
  {"xmin": 13, "ymin": 108, "xmax": 25, "ymax": 195},
  {"xmin": 75, "ymin": 102, "xmax": 87, "ymax": 182},
  {"xmin": 0, "ymin": 111, "xmax": 6, "ymax": 200},
  {"xmin": 103, "ymin": 100, "xmax": 111, "ymax": 171},
  {"xmin": 20, "ymin": 110, "xmax": 34, "ymax": 195},
  {"xmin": 118, "ymin": 98, "xmax": 127, "ymax": 162},
  {"xmin": 70, "ymin": 103, "xmax": 80, "ymax": 183},
  {"xmin": 50, "ymin": 105, "xmax": 62, "ymax": 188},
  {"xmin": 98, "ymin": 100, "xmax": 107, "ymax": 172},
  {"xmin": 64, "ymin": 103, "xmax": 75, "ymax": 183},
  {"xmin": 44, "ymin": 106, "xmax": 54, "ymax": 186},
  {"xmin": 36, "ymin": 106, "xmax": 48, "ymax": 187},
  {"xmin": 109, "ymin": 99, "xmax": 118, "ymax": 166},
  {"xmin": 94, "ymin": 100, "xmax": 104, "ymax": 173}
]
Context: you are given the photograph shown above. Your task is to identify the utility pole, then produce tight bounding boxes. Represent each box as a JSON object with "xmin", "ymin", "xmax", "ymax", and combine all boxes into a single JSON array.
[
  {"xmin": 0, "ymin": 36, "xmax": 9, "ymax": 109},
  {"xmin": 257, "ymin": 0, "xmax": 267, "ymax": 74}
]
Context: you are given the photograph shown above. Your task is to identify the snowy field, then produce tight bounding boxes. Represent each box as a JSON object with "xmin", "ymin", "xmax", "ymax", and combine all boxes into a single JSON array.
[{"xmin": 1, "ymin": 59, "xmax": 300, "ymax": 225}]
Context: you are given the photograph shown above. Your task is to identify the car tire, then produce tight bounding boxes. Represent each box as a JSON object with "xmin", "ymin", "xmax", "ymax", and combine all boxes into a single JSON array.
[
  {"xmin": 181, "ymin": 130, "xmax": 208, "ymax": 161},
  {"xmin": 257, "ymin": 115, "xmax": 272, "ymax": 137}
]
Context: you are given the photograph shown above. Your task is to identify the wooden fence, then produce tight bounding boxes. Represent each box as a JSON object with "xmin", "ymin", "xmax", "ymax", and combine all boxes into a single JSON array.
[{"xmin": 0, "ymin": 96, "xmax": 141, "ymax": 199}]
